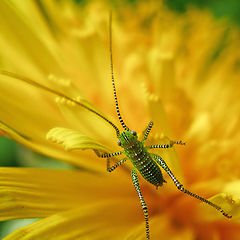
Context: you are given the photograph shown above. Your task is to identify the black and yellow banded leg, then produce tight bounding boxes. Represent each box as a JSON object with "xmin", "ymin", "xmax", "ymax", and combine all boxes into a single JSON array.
[
  {"xmin": 142, "ymin": 121, "xmax": 153, "ymax": 143},
  {"xmin": 94, "ymin": 150, "xmax": 124, "ymax": 158},
  {"xmin": 131, "ymin": 168, "xmax": 150, "ymax": 240},
  {"xmin": 94, "ymin": 150, "xmax": 126, "ymax": 172},
  {"xmin": 152, "ymin": 154, "xmax": 232, "ymax": 219},
  {"xmin": 147, "ymin": 140, "xmax": 185, "ymax": 149},
  {"xmin": 107, "ymin": 157, "xmax": 127, "ymax": 172}
]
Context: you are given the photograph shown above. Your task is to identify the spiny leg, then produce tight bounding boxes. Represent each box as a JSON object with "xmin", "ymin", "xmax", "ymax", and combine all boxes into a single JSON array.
[
  {"xmin": 131, "ymin": 168, "xmax": 150, "ymax": 240},
  {"xmin": 142, "ymin": 121, "xmax": 153, "ymax": 143},
  {"xmin": 152, "ymin": 154, "xmax": 232, "ymax": 218},
  {"xmin": 94, "ymin": 150, "xmax": 127, "ymax": 172},
  {"xmin": 146, "ymin": 140, "xmax": 185, "ymax": 149},
  {"xmin": 107, "ymin": 157, "xmax": 127, "ymax": 172},
  {"xmin": 94, "ymin": 150, "xmax": 123, "ymax": 158}
]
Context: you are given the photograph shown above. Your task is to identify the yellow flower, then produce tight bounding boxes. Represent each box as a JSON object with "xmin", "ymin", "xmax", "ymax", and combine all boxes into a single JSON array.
[{"xmin": 0, "ymin": 0, "xmax": 240, "ymax": 239}]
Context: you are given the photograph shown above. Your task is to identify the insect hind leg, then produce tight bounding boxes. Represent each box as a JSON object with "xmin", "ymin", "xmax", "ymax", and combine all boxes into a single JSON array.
[
  {"xmin": 131, "ymin": 168, "xmax": 150, "ymax": 240},
  {"xmin": 152, "ymin": 154, "xmax": 232, "ymax": 219}
]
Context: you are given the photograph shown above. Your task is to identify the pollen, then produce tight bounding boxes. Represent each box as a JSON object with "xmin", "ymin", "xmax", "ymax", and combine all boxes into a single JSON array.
[{"xmin": 48, "ymin": 74, "xmax": 71, "ymax": 87}]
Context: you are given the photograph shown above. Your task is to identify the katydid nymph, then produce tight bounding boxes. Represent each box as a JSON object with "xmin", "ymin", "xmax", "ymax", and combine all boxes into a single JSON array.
[{"xmin": 0, "ymin": 13, "xmax": 232, "ymax": 240}]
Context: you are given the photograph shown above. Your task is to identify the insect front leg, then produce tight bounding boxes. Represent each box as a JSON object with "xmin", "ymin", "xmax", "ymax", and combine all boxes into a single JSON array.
[
  {"xmin": 94, "ymin": 150, "xmax": 124, "ymax": 158},
  {"xmin": 94, "ymin": 150, "xmax": 127, "ymax": 172},
  {"xmin": 152, "ymin": 154, "xmax": 232, "ymax": 218},
  {"xmin": 146, "ymin": 140, "xmax": 185, "ymax": 149},
  {"xmin": 142, "ymin": 121, "xmax": 153, "ymax": 143},
  {"xmin": 107, "ymin": 157, "xmax": 127, "ymax": 172},
  {"xmin": 131, "ymin": 168, "xmax": 150, "ymax": 240}
]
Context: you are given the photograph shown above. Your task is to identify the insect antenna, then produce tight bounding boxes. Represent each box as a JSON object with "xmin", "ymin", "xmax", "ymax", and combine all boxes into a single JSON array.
[
  {"xmin": 0, "ymin": 70, "xmax": 121, "ymax": 137},
  {"xmin": 109, "ymin": 12, "xmax": 129, "ymax": 131}
]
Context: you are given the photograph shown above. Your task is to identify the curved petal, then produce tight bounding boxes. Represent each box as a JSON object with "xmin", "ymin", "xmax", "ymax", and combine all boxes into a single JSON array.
[
  {"xmin": 206, "ymin": 193, "xmax": 239, "ymax": 220},
  {"xmin": 47, "ymin": 127, "xmax": 111, "ymax": 152},
  {"xmin": 195, "ymin": 180, "xmax": 240, "ymax": 222},
  {"xmin": 0, "ymin": 167, "xmax": 132, "ymax": 221},
  {"xmin": 55, "ymin": 97, "xmax": 119, "ymax": 149},
  {"xmin": 0, "ymin": 122, "xmax": 109, "ymax": 172}
]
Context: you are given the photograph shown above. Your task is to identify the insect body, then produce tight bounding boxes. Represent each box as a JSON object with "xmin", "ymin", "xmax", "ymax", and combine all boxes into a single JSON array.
[
  {"xmin": 119, "ymin": 130, "xmax": 166, "ymax": 187},
  {"xmin": 0, "ymin": 13, "xmax": 232, "ymax": 240}
]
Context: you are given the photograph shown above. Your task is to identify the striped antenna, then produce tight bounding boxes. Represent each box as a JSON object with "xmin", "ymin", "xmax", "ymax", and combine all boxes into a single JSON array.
[
  {"xmin": 0, "ymin": 70, "xmax": 121, "ymax": 137},
  {"xmin": 109, "ymin": 12, "xmax": 129, "ymax": 131}
]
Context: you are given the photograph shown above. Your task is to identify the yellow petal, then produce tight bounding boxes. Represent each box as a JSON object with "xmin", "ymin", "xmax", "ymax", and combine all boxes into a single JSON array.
[
  {"xmin": 222, "ymin": 181, "xmax": 240, "ymax": 221},
  {"xmin": 186, "ymin": 112, "xmax": 211, "ymax": 143},
  {"xmin": 0, "ymin": 71, "xmax": 121, "ymax": 171},
  {"xmin": 3, "ymin": 200, "xmax": 142, "ymax": 240},
  {"xmin": 0, "ymin": 122, "xmax": 107, "ymax": 172},
  {"xmin": 147, "ymin": 93, "xmax": 173, "ymax": 137},
  {"xmin": 151, "ymin": 215, "xmax": 194, "ymax": 240},
  {"xmin": 0, "ymin": 0, "xmax": 63, "ymax": 76},
  {"xmin": 0, "ymin": 167, "xmax": 132, "ymax": 221},
  {"xmin": 55, "ymin": 96, "xmax": 118, "ymax": 150},
  {"xmin": 198, "ymin": 192, "xmax": 240, "ymax": 222},
  {"xmin": 47, "ymin": 127, "xmax": 111, "ymax": 153},
  {"xmin": 224, "ymin": 180, "xmax": 240, "ymax": 199},
  {"xmin": 0, "ymin": 122, "xmax": 37, "ymax": 151},
  {"xmin": 150, "ymin": 54, "xmax": 176, "ymax": 101},
  {"xmin": 126, "ymin": 215, "xmax": 194, "ymax": 240}
]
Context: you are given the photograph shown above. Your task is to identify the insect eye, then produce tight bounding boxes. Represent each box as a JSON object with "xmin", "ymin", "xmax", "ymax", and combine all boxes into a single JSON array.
[
  {"xmin": 131, "ymin": 130, "xmax": 137, "ymax": 136},
  {"xmin": 117, "ymin": 140, "xmax": 121, "ymax": 146}
]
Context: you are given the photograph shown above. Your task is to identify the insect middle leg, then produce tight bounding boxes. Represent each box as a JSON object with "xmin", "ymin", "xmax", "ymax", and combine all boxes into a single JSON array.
[
  {"xmin": 146, "ymin": 140, "xmax": 185, "ymax": 149},
  {"xmin": 131, "ymin": 167, "xmax": 150, "ymax": 240},
  {"xmin": 152, "ymin": 154, "xmax": 232, "ymax": 218}
]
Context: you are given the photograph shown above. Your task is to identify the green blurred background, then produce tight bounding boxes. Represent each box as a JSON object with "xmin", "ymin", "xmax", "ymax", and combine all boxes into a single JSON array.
[
  {"xmin": 1, "ymin": 0, "xmax": 240, "ymax": 238},
  {"xmin": 74, "ymin": 0, "xmax": 240, "ymax": 24},
  {"xmin": 164, "ymin": 0, "xmax": 240, "ymax": 25}
]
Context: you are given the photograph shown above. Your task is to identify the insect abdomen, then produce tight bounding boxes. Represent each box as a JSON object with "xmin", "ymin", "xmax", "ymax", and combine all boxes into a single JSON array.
[{"xmin": 124, "ymin": 141, "xmax": 165, "ymax": 187}]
